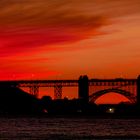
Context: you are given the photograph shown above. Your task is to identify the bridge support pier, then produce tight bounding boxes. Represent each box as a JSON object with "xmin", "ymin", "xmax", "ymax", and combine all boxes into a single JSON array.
[
  {"xmin": 54, "ymin": 84, "xmax": 62, "ymax": 99},
  {"xmin": 78, "ymin": 75, "xmax": 89, "ymax": 103},
  {"xmin": 29, "ymin": 86, "xmax": 39, "ymax": 98},
  {"xmin": 137, "ymin": 75, "xmax": 140, "ymax": 105}
]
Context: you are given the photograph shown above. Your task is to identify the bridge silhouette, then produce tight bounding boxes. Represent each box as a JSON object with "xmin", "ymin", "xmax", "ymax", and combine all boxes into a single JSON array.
[{"xmin": 0, "ymin": 75, "xmax": 140, "ymax": 104}]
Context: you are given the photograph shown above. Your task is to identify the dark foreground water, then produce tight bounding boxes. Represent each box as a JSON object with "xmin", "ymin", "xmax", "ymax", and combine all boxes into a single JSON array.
[{"xmin": 0, "ymin": 116, "xmax": 140, "ymax": 140}]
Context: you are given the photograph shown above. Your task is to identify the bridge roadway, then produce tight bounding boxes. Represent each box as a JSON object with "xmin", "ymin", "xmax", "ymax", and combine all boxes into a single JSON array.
[{"xmin": 0, "ymin": 79, "xmax": 137, "ymax": 87}]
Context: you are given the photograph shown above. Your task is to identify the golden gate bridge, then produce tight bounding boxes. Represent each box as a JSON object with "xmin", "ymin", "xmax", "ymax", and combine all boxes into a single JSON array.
[{"xmin": 0, "ymin": 75, "xmax": 140, "ymax": 104}]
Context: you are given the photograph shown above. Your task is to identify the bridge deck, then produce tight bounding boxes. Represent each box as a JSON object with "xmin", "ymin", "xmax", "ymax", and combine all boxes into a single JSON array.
[{"xmin": 0, "ymin": 79, "xmax": 137, "ymax": 87}]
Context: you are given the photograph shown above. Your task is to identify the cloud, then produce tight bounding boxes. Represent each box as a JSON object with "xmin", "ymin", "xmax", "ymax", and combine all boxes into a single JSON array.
[
  {"xmin": 0, "ymin": 0, "xmax": 108, "ymax": 57},
  {"xmin": 0, "ymin": 0, "xmax": 140, "ymax": 57},
  {"xmin": 0, "ymin": 0, "xmax": 140, "ymax": 80}
]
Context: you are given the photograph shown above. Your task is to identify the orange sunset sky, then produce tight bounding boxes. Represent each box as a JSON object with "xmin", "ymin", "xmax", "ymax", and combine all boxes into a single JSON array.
[{"xmin": 0, "ymin": 0, "xmax": 140, "ymax": 103}]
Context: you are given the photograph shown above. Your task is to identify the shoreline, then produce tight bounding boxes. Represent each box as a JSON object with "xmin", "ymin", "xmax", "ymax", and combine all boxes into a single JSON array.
[{"xmin": 0, "ymin": 113, "xmax": 140, "ymax": 119}]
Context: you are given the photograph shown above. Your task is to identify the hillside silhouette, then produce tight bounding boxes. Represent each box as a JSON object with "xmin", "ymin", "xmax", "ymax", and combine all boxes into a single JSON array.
[{"xmin": 0, "ymin": 86, "xmax": 42, "ymax": 115}]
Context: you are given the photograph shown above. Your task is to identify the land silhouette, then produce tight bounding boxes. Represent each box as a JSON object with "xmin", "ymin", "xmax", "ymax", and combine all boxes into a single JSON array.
[
  {"xmin": 41, "ymin": 96, "xmax": 140, "ymax": 116},
  {"xmin": 0, "ymin": 86, "xmax": 42, "ymax": 115},
  {"xmin": 0, "ymin": 85, "xmax": 140, "ymax": 116}
]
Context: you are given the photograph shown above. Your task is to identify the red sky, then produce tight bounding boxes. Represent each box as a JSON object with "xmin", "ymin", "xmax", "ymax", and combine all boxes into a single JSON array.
[{"xmin": 0, "ymin": 0, "xmax": 140, "ymax": 103}]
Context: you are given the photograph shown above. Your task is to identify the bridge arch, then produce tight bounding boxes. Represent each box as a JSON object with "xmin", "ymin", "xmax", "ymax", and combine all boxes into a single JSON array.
[{"xmin": 89, "ymin": 88, "xmax": 136, "ymax": 103}]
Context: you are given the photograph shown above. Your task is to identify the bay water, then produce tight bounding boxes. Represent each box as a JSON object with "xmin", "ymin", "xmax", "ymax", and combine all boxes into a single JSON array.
[{"xmin": 0, "ymin": 116, "xmax": 140, "ymax": 139}]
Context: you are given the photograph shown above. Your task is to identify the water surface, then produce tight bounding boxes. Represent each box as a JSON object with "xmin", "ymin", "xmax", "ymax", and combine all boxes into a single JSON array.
[{"xmin": 0, "ymin": 116, "xmax": 140, "ymax": 139}]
